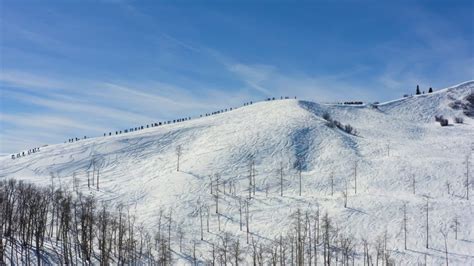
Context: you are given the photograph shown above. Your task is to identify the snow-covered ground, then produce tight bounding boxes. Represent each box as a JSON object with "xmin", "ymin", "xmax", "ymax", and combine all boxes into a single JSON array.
[{"xmin": 1, "ymin": 81, "xmax": 473, "ymax": 265}]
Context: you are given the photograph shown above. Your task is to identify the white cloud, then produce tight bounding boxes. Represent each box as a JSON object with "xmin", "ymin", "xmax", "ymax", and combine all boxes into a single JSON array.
[
  {"xmin": 0, "ymin": 113, "xmax": 103, "ymax": 133},
  {"xmin": 0, "ymin": 71, "xmax": 66, "ymax": 91}
]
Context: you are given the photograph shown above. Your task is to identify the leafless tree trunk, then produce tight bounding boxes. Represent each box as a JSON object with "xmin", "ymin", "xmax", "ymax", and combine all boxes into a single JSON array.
[
  {"xmin": 177, "ymin": 225, "xmax": 184, "ymax": 252},
  {"xmin": 280, "ymin": 162, "xmax": 284, "ymax": 197},
  {"xmin": 465, "ymin": 154, "xmax": 470, "ymax": 200},
  {"xmin": 354, "ymin": 161, "xmax": 357, "ymax": 194},
  {"xmin": 299, "ymin": 168, "xmax": 302, "ymax": 196},
  {"xmin": 91, "ymin": 161, "xmax": 95, "ymax": 188},
  {"xmin": 176, "ymin": 145, "xmax": 182, "ymax": 171},
  {"xmin": 210, "ymin": 175, "xmax": 213, "ymax": 195},
  {"xmin": 231, "ymin": 238, "xmax": 243, "ymax": 265},
  {"xmin": 248, "ymin": 162, "xmax": 253, "ymax": 200},
  {"xmin": 96, "ymin": 166, "xmax": 100, "ymax": 190},
  {"xmin": 343, "ymin": 179, "xmax": 348, "ymax": 208},
  {"xmin": 403, "ymin": 203, "xmax": 407, "ymax": 250},
  {"xmin": 452, "ymin": 216, "xmax": 459, "ymax": 240},
  {"xmin": 330, "ymin": 172, "xmax": 334, "ymax": 196},
  {"xmin": 206, "ymin": 206, "xmax": 210, "ymax": 233},
  {"xmin": 386, "ymin": 141, "xmax": 390, "ymax": 157},
  {"xmin": 168, "ymin": 209, "xmax": 172, "ymax": 260},
  {"xmin": 199, "ymin": 206, "xmax": 203, "ymax": 240},
  {"xmin": 252, "ymin": 163, "xmax": 256, "ymax": 197},
  {"xmin": 425, "ymin": 197, "xmax": 429, "ymax": 249},
  {"xmin": 246, "ymin": 200, "xmax": 250, "ymax": 244},
  {"xmin": 446, "ymin": 180, "xmax": 451, "ymax": 196},
  {"xmin": 219, "ymin": 232, "xmax": 231, "ymax": 265},
  {"xmin": 193, "ymin": 240, "xmax": 197, "ymax": 265},
  {"xmin": 239, "ymin": 198, "xmax": 243, "ymax": 231},
  {"xmin": 440, "ymin": 227, "xmax": 449, "ymax": 266},
  {"xmin": 322, "ymin": 212, "xmax": 332, "ymax": 266},
  {"xmin": 215, "ymin": 174, "xmax": 220, "ymax": 214}
]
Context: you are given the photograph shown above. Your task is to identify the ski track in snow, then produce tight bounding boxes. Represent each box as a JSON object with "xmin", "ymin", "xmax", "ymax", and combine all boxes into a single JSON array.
[{"xmin": 1, "ymin": 81, "xmax": 474, "ymax": 265}]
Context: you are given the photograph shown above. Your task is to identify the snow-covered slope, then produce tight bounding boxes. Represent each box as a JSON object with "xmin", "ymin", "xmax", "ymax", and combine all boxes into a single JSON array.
[{"xmin": 1, "ymin": 81, "xmax": 474, "ymax": 264}]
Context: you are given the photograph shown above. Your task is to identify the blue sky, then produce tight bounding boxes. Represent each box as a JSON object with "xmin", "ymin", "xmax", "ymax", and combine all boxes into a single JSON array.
[{"xmin": 1, "ymin": 0, "xmax": 473, "ymax": 153}]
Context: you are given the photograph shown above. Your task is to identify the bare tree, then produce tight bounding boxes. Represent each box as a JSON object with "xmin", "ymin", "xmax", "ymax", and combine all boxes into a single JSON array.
[
  {"xmin": 354, "ymin": 160, "xmax": 358, "ymax": 194},
  {"xmin": 425, "ymin": 197, "xmax": 429, "ymax": 249},
  {"xmin": 248, "ymin": 161, "xmax": 253, "ymax": 200},
  {"xmin": 446, "ymin": 180, "xmax": 451, "ymax": 196},
  {"xmin": 231, "ymin": 238, "xmax": 243, "ymax": 265},
  {"xmin": 375, "ymin": 236, "xmax": 384, "ymax": 266},
  {"xmin": 402, "ymin": 203, "xmax": 407, "ymax": 249},
  {"xmin": 210, "ymin": 242, "xmax": 216, "ymax": 265},
  {"xmin": 73, "ymin": 172, "xmax": 79, "ymax": 193},
  {"xmin": 218, "ymin": 232, "xmax": 231, "ymax": 264},
  {"xmin": 452, "ymin": 216, "xmax": 459, "ymax": 240},
  {"xmin": 362, "ymin": 238, "xmax": 369, "ymax": 266},
  {"xmin": 199, "ymin": 205, "xmax": 204, "ymax": 241},
  {"xmin": 176, "ymin": 145, "xmax": 182, "ymax": 171},
  {"xmin": 298, "ymin": 167, "xmax": 302, "ymax": 196},
  {"xmin": 322, "ymin": 212, "xmax": 332, "ymax": 265},
  {"xmin": 252, "ymin": 163, "xmax": 256, "ymax": 197},
  {"xmin": 177, "ymin": 225, "xmax": 184, "ymax": 252},
  {"xmin": 440, "ymin": 225, "xmax": 449, "ymax": 266},
  {"xmin": 98, "ymin": 204, "xmax": 111, "ymax": 265},
  {"xmin": 386, "ymin": 141, "xmax": 390, "ymax": 157},
  {"xmin": 340, "ymin": 235, "xmax": 355, "ymax": 265},
  {"xmin": 209, "ymin": 175, "xmax": 213, "ymax": 195},
  {"xmin": 206, "ymin": 206, "xmax": 210, "ymax": 233},
  {"xmin": 167, "ymin": 209, "xmax": 173, "ymax": 262},
  {"xmin": 239, "ymin": 197, "xmax": 243, "ymax": 231},
  {"xmin": 280, "ymin": 162, "xmax": 284, "ymax": 197},
  {"xmin": 90, "ymin": 160, "xmax": 95, "ymax": 188},
  {"xmin": 96, "ymin": 165, "xmax": 100, "ymax": 190},
  {"xmin": 246, "ymin": 200, "xmax": 250, "ymax": 244},
  {"xmin": 215, "ymin": 174, "xmax": 220, "ymax": 214},
  {"xmin": 465, "ymin": 154, "xmax": 470, "ymax": 200},
  {"xmin": 192, "ymin": 240, "xmax": 197, "ymax": 264},
  {"xmin": 330, "ymin": 172, "xmax": 335, "ymax": 196},
  {"xmin": 343, "ymin": 178, "xmax": 348, "ymax": 208}
]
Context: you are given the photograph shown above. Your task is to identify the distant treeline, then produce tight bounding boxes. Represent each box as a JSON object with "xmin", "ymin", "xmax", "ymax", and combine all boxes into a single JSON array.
[{"xmin": 404, "ymin": 85, "xmax": 434, "ymax": 97}]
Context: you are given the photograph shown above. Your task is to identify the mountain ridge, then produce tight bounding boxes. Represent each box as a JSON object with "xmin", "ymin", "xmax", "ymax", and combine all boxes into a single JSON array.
[{"xmin": 1, "ymin": 81, "xmax": 473, "ymax": 264}]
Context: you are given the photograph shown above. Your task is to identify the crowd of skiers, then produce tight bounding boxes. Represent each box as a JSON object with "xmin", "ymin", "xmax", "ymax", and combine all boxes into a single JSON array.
[
  {"xmin": 10, "ymin": 96, "xmax": 296, "ymax": 159},
  {"xmin": 11, "ymin": 147, "xmax": 41, "ymax": 159},
  {"xmin": 100, "ymin": 117, "xmax": 192, "ymax": 138},
  {"xmin": 66, "ymin": 97, "xmax": 298, "ymax": 142}
]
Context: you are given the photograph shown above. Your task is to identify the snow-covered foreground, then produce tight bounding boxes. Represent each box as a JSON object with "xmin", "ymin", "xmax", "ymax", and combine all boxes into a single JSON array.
[{"xmin": 1, "ymin": 81, "xmax": 474, "ymax": 265}]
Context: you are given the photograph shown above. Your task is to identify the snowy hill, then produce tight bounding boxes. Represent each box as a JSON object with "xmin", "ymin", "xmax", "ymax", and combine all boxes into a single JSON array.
[{"xmin": 1, "ymin": 81, "xmax": 473, "ymax": 265}]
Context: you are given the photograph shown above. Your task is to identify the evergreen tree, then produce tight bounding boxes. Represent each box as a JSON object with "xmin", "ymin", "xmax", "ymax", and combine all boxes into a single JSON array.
[
  {"xmin": 428, "ymin": 87, "xmax": 433, "ymax": 93},
  {"xmin": 416, "ymin": 85, "xmax": 421, "ymax": 95}
]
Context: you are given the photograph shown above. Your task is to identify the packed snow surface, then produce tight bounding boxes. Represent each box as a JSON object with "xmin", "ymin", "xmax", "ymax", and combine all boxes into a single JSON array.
[{"xmin": 1, "ymin": 81, "xmax": 474, "ymax": 264}]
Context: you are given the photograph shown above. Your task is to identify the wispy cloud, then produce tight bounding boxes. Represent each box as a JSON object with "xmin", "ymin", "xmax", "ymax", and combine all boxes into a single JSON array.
[
  {"xmin": 227, "ymin": 64, "xmax": 274, "ymax": 95},
  {"xmin": 0, "ymin": 113, "xmax": 102, "ymax": 132},
  {"xmin": 96, "ymin": 82, "xmax": 212, "ymax": 111},
  {"xmin": 0, "ymin": 71, "xmax": 67, "ymax": 91},
  {"xmin": 161, "ymin": 33, "xmax": 201, "ymax": 53},
  {"xmin": 224, "ymin": 61, "xmax": 377, "ymax": 102}
]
